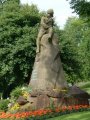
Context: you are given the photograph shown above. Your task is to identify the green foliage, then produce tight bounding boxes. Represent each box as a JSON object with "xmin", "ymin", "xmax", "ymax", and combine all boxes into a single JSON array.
[
  {"xmin": 59, "ymin": 21, "xmax": 81, "ymax": 84},
  {"xmin": 8, "ymin": 0, "xmax": 20, "ymax": 3},
  {"xmin": 69, "ymin": 0, "xmax": 90, "ymax": 17},
  {"xmin": 78, "ymin": 81, "xmax": 90, "ymax": 94},
  {"xmin": 10, "ymin": 86, "xmax": 23, "ymax": 100},
  {"xmin": 65, "ymin": 0, "xmax": 90, "ymax": 84},
  {"xmin": 0, "ymin": 99, "xmax": 9, "ymax": 112},
  {"xmin": 0, "ymin": 1, "xmax": 41, "ymax": 98},
  {"xmin": 53, "ymin": 26, "xmax": 80, "ymax": 84},
  {"xmin": 10, "ymin": 85, "xmax": 32, "ymax": 100},
  {"xmin": 62, "ymin": 17, "xmax": 90, "ymax": 83}
]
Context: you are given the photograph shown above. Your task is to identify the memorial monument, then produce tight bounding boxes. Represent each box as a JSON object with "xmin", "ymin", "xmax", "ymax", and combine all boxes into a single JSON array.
[
  {"xmin": 29, "ymin": 9, "xmax": 68, "ymax": 90},
  {"xmin": 7, "ymin": 9, "xmax": 90, "ymax": 113},
  {"xmin": 27, "ymin": 9, "xmax": 90, "ymax": 110}
]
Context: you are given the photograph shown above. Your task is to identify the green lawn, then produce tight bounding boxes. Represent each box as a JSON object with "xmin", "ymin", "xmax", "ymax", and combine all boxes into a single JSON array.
[
  {"xmin": 79, "ymin": 82, "xmax": 90, "ymax": 94},
  {"xmin": 47, "ymin": 111, "xmax": 90, "ymax": 120}
]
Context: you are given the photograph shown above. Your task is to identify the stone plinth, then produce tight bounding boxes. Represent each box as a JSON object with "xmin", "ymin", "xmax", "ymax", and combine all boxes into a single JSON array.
[{"xmin": 26, "ymin": 87, "xmax": 90, "ymax": 110}]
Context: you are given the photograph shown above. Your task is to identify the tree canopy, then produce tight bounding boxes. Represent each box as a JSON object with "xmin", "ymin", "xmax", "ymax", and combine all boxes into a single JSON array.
[
  {"xmin": 66, "ymin": 0, "xmax": 90, "ymax": 82},
  {"xmin": 69, "ymin": 0, "xmax": 90, "ymax": 17},
  {"xmin": 63, "ymin": 17, "xmax": 90, "ymax": 83},
  {"xmin": 0, "ymin": 0, "xmax": 41, "ymax": 97}
]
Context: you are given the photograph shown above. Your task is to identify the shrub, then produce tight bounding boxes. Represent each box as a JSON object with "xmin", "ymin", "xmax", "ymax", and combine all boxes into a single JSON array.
[
  {"xmin": 10, "ymin": 86, "xmax": 23, "ymax": 100},
  {"xmin": 0, "ymin": 99, "xmax": 9, "ymax": 112},
  {"xmin": 10, "ymin": 86, "xmax": 32, "ymax": 100}
]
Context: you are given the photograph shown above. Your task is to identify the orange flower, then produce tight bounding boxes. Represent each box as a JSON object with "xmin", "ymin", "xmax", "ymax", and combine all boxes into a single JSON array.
[
  {"xmin": 62, "ymin": 106, "xmax": 67, "ymax": 111},
  {"xmin": 0, "ymin": 105, "xmax": 89, "ymax": 119},
  {"xmin": 67, "ymin": 106, "xmax": 73, "ymax": 111},
  {"xmin": 55, "ymin": 108, "xmax": 60, "ymax": 112}
]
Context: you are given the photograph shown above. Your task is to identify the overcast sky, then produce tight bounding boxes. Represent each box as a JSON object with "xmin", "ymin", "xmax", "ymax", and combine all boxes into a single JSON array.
[{"xmin": 20, "ymin": 0, "xmax": 77, "ymax": 28}]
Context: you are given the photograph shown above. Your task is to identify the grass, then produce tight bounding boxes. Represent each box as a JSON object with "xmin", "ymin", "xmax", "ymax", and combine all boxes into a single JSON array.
[
  {"xmin": 47, "ymin": 111, "xmax": 90, "ymax": 120},
  {"xmin": 78, "ymin": 81, "xmax": 90, "ymax": 94}
]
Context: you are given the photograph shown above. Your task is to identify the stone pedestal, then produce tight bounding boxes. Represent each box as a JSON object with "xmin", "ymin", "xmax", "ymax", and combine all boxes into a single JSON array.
[
  {"xmin": 27, "ymin": 89, "xmax": 68, "ymax": 110},
  {"xmin": 26, "ymin": 86, "xmax": 90, "ymax": 110}
]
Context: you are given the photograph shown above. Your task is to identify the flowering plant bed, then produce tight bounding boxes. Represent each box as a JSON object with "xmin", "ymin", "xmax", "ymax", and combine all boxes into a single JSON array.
[{"xmin": 0, "ymin": 105, "xmax": 90, "ymax": 120}]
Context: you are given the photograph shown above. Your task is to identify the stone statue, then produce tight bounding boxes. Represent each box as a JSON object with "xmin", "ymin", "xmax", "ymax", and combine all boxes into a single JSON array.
[
  {"xmin": 28, "ymin": 9, "xmax": 89, "ymax": 110},
  {"xmin": 36, "ymin": 9, "xmax": 54, "ymax": 53},
  {"xmin": 29, "ymin": 9, "xmax": 68, "ymax": 91}
]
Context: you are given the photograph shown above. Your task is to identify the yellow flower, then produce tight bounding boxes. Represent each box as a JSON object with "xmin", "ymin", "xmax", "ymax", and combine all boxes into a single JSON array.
[
  {"xmin": 22, "ymin": 91, "xmax": 29, "ymax": 99},
  {"xmin": 10, "ymin": 103, "xmax": 20, "ymax": 111},
  {"xmin": 53, "ymin": 88, "xmax": 67, "ymax": 92}
]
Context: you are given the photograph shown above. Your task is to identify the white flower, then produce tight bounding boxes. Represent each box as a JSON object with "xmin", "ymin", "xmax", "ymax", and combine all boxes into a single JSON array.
[
  {"xmin": 8, "ymin": 103, "xmax": 12, "ymax": 108},
  {"xmin": 21, "ymin": 87, "xmax": 26, "ymax": 90},
  {"xmin": 7, "ymin": 97, "xmax": 9, "ymax": 100}
]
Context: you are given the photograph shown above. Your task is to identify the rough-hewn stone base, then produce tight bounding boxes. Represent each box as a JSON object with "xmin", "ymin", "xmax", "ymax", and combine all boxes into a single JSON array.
[
  {"xmin": 25, "ymin": 86, "xmax": 90, "ymax": 110},
  {"xmin": 14, "ymin": 86, "xmax": 90, "ymax": 112}
]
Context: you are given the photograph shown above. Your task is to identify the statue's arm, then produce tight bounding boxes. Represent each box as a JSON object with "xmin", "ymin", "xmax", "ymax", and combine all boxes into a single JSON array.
[{"xmin": 40, "ymin": 17, "xmax": 49, "ymax": 29}]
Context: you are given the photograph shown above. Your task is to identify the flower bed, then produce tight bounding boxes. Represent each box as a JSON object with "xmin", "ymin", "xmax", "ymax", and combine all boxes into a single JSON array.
[{"xmin": 0, "ymin": 105, "xmax": 90, "ymax": 120}]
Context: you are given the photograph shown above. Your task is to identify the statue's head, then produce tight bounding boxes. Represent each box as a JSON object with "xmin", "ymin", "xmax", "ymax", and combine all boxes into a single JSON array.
[{"xmin": 47, "ymin": 9, "xmax": 54, "ymax": 17}]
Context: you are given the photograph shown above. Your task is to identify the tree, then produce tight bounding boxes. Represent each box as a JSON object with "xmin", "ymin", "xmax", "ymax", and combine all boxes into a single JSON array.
[
  {"xmin": 68, "ymin": 0, "xmax": 90, "ymax": 82},
  {"xmin": 0, "ymin": 0, "xmax": 41, "ymax": 98},
  {"xmin": 62, "ymin": 16, "xmax": 90, "ymax": 83},
  {"xmin": 69, "ymin": 0, "xmax": 90, "ymax": 17},
  {"xmin": 52, "ymin": 22, "xmax": 82, "ymax": 85},
  {"xmin": 60, "ymin": 18, "xmax": 82, "ymax": 84}
]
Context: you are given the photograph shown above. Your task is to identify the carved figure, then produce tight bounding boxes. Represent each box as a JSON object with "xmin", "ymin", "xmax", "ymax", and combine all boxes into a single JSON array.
[{"xmin": 36, "ymin": 9, "xmax": 54, "ymax": 53}]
